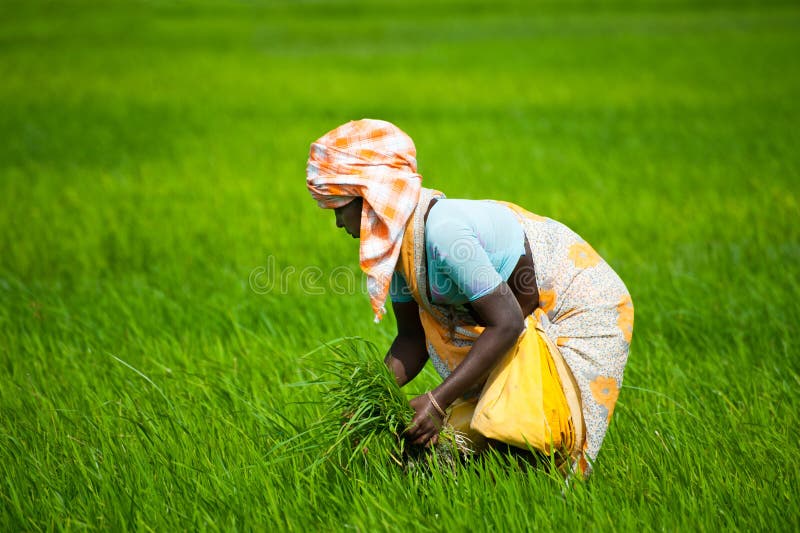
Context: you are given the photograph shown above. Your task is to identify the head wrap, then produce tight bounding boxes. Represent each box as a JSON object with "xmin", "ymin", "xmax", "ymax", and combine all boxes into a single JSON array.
[{"xmin": 306, "ymin": 119, "xmax": 422, "ymax": 322}]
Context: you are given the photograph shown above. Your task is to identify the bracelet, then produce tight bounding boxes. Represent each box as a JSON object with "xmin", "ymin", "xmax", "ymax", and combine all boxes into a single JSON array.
[{"xmin": 426, "ymin": 391, "xmax": 447, "ymax": 419}]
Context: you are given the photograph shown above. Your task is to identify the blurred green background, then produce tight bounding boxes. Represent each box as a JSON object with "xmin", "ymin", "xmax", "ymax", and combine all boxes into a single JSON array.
[{"xmin": 1, "ymin": 0, "xmax": 798, "ymax": 529}]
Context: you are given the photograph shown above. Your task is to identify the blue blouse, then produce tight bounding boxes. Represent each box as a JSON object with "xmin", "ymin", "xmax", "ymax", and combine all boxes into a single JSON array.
[{"xmin": 390, "ymin": 199, "xmax": 525, "ymax": 305}]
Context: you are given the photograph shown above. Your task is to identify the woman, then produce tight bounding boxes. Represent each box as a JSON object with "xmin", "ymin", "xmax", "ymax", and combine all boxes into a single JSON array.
[{"xmin": 306, "ymin": 119, "xmax": 633, "ymax": 477}]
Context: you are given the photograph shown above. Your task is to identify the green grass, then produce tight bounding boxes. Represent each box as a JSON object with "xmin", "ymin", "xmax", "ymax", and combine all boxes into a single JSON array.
[{"xmin": 1, "ymin": 0, "xmax": 799, "ymax": 529}]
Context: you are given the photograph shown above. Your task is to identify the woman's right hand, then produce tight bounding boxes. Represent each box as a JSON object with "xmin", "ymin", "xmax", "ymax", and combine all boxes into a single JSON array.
[{"xmin": 405, "ymin": 393, "xmax": 444, "ymax": 447}]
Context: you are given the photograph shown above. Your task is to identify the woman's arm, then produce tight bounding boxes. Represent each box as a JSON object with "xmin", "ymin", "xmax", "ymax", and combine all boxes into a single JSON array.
[
  {"xmin": 384, "ymin": 300, "xmax": 428, "ymax": 387},
  {"xmin": 405, "ymin": 282, "xmax": 524, "ymax": 446}
]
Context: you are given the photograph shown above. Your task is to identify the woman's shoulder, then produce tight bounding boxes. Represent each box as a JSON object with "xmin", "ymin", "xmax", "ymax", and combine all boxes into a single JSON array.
[
  {"xmin": 426, "ymin": 198, "xmax": 515, "ymax": 230},
  {"xmin": 426, "ymin": 198, "xmax": 487, "ymax": 226},
  {"xmin": 424, "ymin": 199, "xmax": 484, "ymax": 258},
  {"xmin": 425, "ymin": 199, "xmax": 474, "ymax": 235}
]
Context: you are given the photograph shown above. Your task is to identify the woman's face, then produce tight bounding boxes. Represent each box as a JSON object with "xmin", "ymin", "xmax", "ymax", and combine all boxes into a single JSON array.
[{"xmin": 334, "ymin": 197, "xmax": 363, "ymax": 239}]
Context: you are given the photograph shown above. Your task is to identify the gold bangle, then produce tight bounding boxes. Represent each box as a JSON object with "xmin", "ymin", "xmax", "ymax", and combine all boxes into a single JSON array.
[{"xmin": 427, "ymin": 391, "xmax": 446, "ymax": 418}]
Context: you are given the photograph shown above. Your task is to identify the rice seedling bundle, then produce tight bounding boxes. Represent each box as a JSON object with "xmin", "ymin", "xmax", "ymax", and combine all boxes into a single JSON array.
[{"xmin": 286, "ymin": 339, "xmax": 469, "ymax": 473}]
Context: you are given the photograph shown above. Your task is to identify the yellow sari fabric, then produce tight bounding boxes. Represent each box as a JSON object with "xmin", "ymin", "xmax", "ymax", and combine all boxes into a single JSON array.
[
  {"xmin": 395, "ymin": 189, "xmax": 584, "ymax": 459},
  {"xmin": 471, "ymin": 312, "xmax": 574, "ymax": 453}
]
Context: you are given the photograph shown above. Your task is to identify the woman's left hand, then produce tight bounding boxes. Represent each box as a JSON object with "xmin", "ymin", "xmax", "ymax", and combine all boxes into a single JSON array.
[{"xmin": 405, "ymin": 394, "xmax": 445, "ymax": 447}]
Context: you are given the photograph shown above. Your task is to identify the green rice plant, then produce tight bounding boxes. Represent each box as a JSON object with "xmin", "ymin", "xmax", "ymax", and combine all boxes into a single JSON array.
[{"xmin": 278, "ymin": 338, "xmax": 470, "ymax": 474}]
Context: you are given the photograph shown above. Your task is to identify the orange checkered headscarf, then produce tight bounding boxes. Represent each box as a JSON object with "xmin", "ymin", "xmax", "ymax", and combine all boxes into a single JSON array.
[{"xmin": 306, "ymin": 119, "xmax": 422, "ymax": 322}]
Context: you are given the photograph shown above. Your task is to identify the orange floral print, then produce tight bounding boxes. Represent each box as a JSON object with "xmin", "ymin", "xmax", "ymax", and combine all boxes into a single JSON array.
[
  {"xmin": 568, "ymin": 242, "xmax": 601, "ymax": 269},
  {"xmin": 617, "ymin": 295, "xmax": 634, "ymax": 343},
  {"xmin": 575, "ymin": 442, "xmax": 591, "ymax": 478},
  {"xmin": 578, "ymin": 454, "xmax": 590, "ymax": 477},
  {"xmin": 539, "ymin": 288, "xmax": 557, "ymax": 314},
  {"xmin": 590, "ymin": 375, "xmax": 619, "ymax": 422}
]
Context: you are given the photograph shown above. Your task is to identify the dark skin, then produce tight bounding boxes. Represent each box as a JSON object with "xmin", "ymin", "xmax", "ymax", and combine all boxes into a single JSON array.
[
  {"xmin": 334, "ymin": 197, "xmax": 363, "ymax": 239},
  {"xmin": 333, "ymin": 197, "xmax": 539, "ymax": 447}
]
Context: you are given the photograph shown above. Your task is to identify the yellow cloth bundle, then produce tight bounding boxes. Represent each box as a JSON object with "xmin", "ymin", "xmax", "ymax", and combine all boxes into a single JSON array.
[{"xmin": 471, "ymin": 314, "xmax": 574, "ymax": 453}]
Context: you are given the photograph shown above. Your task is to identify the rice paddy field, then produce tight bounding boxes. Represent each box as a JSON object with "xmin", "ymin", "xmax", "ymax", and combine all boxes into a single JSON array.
[{"xmin": 1, "ymin": 0, "xmax": 799, "ymax": 530}]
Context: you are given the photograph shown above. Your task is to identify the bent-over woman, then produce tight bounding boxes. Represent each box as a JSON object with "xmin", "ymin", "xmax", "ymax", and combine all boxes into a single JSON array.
[{"xmin": 306, "ymin": 119, "xmax": 633, "ymax": 477}]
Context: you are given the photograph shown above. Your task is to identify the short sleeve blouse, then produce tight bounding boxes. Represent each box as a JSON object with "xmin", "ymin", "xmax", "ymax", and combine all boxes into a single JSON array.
[{"xmin": 390, "ymin": 199, "xmax": 525, "ymax": 306}]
